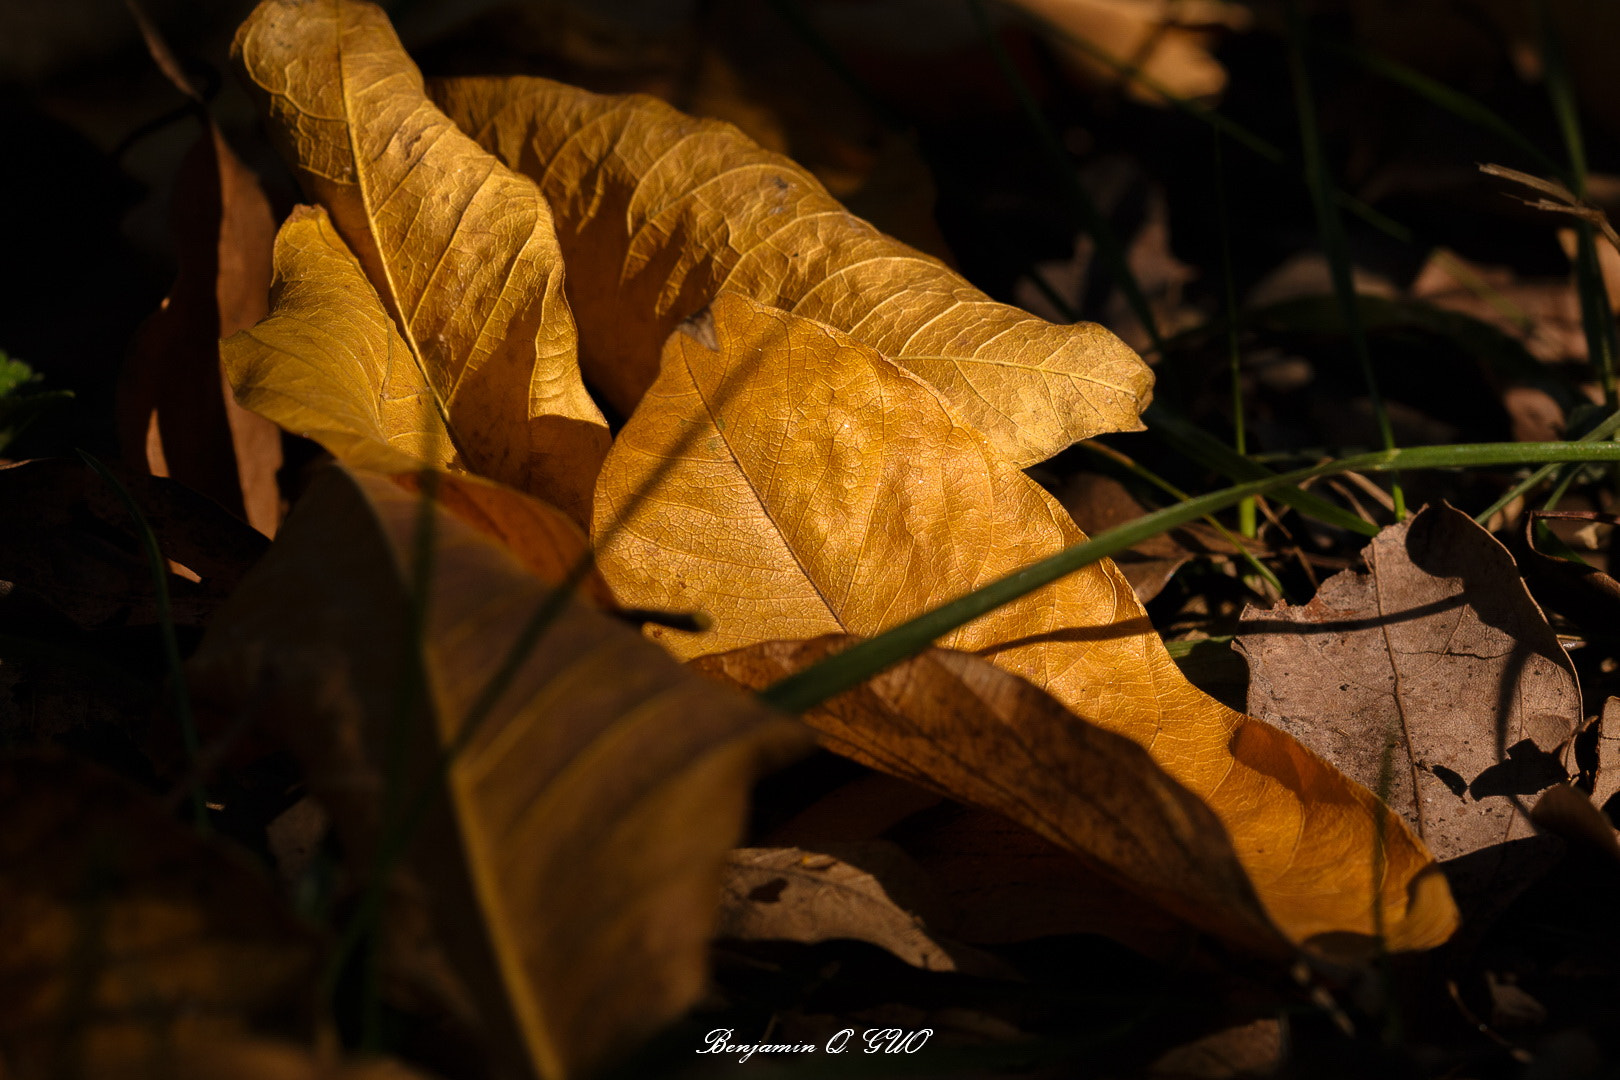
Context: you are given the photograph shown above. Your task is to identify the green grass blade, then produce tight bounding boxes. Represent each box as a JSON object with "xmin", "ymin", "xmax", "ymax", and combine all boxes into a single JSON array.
[
  {"xmin": 1472, "ymin": 408, "xmax": 1620, "ymax": 524},
  {"xmin": 1078, "ymin": 443, "xmax": 1286, "ymax": 598},
  {"xmin": 763, "ymin": 440, "xmax": 1620, "ymax": 713},
  {"xmin": 1144, "ymin": 403, "xmax": 1379, "ymax": 536},
  {"xmin": 76, "ymin": 450, "xmax": 207, "ymax": 832}
]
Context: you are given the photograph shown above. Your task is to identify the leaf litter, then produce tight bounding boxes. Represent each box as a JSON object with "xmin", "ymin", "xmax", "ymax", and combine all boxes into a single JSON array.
[{"xmin": 13, "ymin": 0, "xmax": 1620, "ymax": 1075}]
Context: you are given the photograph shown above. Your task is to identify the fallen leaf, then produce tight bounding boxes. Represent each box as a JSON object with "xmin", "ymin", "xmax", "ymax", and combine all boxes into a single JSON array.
[
  {"xmin": 1516, "ymin": 511, "xmax": 1620, "ymax": 641},
  {"xmin": 1004, "ymin": 0, "xmax": 1249, "ymax": 104},
  {"xmin": 1594, "ymin": 698, "xmax": 1620, "ymax": 816},
  {"xmin": 606, "ymin": 295, "xmax": 1454, "ymax": 953},
  {"xmin": 429, "ymin": 72, "xmax": 1151, "ymax": 466},
  {"xmin": 0, "ymin": 752, "xmax": 321, "ymax": 1079},
  {"xmin": 1531, "ymin": 784, "xmax": 1620, "ymax": 863},
  {"xmin": 232, "ymin": 0, "xmax": 609, "ymax": 524},
  {"xmin": 187, "ymin": 466, "xmax": 810, "ymax": 1080},
  {"xmin": 221, "ymin": 206, "xmax": 609, "ymax": 602},
  {"xmin": 1236, "ymin": 505, "xmax": 1584, "ymax": 894},
  {"xmin": 118, "ymin": 120, "xmax": 283, "ymax": 536},
  {"xmin": 718, "ymin": 845, "xmax": 1010, "ymax": 977},
  {"xmin": 701, "ymin": 638, "xmax": 1291, "ymax": 956}
]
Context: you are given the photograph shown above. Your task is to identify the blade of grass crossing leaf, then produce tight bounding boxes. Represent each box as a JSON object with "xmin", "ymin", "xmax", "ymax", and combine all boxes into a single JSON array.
[
  {"xmin": 965, "ymin": 0, "xmax": 1164, "ymax": 353},
  {"xmin": 1144, "ymin": 403, "xmax": 1379, "ymax": 536},
  {"xmin": 1078, "ymin": 443, "xmax": 1285, "ymax": 597},
  {"xmin": 1284, "ymin": 0, "xmax": 1402, "ymax": 518},
  {"xmin": 1474, "ymin": 408, "xmax": 1620, "ymax": 524},
  {"xmin": 75, "ymin": 450, "xmax": 207, "ymax": 832},
  {"xmin": 764, "ymin": 440, "xmax": 1620, "ymax": 713}
]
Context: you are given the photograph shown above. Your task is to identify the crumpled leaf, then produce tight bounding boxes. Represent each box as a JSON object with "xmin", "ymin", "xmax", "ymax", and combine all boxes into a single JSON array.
[
  {"xmin": 187, "ymin": 466, "xmax": 809, "ymax": 1080},
  {"xmin": 718, "ymin": 844, "xmax": 1010, "ymax": 977},
  {"xmin": 0, "ymin": 752, "xmax": 321, "ymax": 1080},
  {"xmin": 430, "ymin": 73, "xmax": 1151, "ymax": 467},
  {"xmin": 1236, "ymin": 505, "xmax": 1584, "ymax": 886},
  {"xmin": 600, "ymin": 294, "xmax": 1456, "ymax": 954},
  {"xmin": 700, "ymin": 638, "xmax": 1289, "ymax": 957},
  {"xmin": 221, "ymin": 205, "xmax": 609, "ymax": 601},
  {"xmin": 119, "ymin": 121, "xmax": 283, "ymax": 537},
  {"xmin": 223, "ymin": 205, "xmax": 454, "ymax": 478},
  {"xmin": 231, "ymin": 0, "xmax": 608, "ymax": 523}
]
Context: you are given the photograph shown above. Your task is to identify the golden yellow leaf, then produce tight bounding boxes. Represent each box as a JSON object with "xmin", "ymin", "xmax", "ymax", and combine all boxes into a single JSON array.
[
  {"xmin": 596, "ymin": 294, "xmax": 1457, "ymax": 953},
  {"xmin": 697, "ymin": 638, "xmax": 1291, "ymax": 957},
  {"xmin": 222, "ymin": 204, "xmax": 602, "ymax": 597},
  {"xmin": 232, "ymin": 0, "xmax": 608, "ymax": 523},
  {"xmin": 188, "ymin": 466, "xmax": 810, "ymax": 1080},
  {"xmin": 430, "ymin": 73, "xmax": 1151, "ymax": 467},
  {"xmin": 0, "ymin": 753, "xmax": 321, "ymax": 1079},
  {"xmin": 224, "ymin": 205, "xmax": 453, "ymax": 478}
]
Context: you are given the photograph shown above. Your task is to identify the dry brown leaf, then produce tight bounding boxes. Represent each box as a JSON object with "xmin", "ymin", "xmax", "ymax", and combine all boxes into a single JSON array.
[
  {"xmin": 1236, "ymin": 505, "xmax": 1584, "ymax": 895},
  {"xmin": 187, "ymin": 466, "xmax": 809, "ymax": 1080},
  {"xmin": 603, "ymin": 294, "xmax": 1456, "ymax": 954},
  {"xmin": 232, "ymin": 0, "xmax": 608, "ymax": 524},
  {"xmin": 1005, "ymin": 0, "xmax": 1248, "ymax": 104},
  {"xmin": 118, "ymin": 121, "xmax": 283, "ymax": 536},
  {"xmin": 0, "ymin": 752, "xmax": 321, "ymax": 1080},
  {"xmin": 1591, "ymin": 697, "xmax": 1620, "ymax": 816},
  {"xmin": 700, "ymin": 638, "xmax": 1289, "ymax": 957},
  {"xmin": 719, "ymin": 845, "xmax": 1009, "ymax": 977},
  {"xmin": 429, "ymin": 73, "xmax": 1151, "ymax": 466}
]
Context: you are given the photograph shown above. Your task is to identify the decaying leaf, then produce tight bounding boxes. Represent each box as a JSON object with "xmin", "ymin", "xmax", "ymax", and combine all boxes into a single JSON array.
[
  {"xmin": 1236, "ymin": 505, "xmax": 1584, "ymax": 877},
  {"xmin": 602, "ymin": 293, "xmax": 1454, "ymax": 954},
  {"xmin": 0, "ymin": 752, "xmax": 321, "ymax": 1079},
  {"xmin": 232, "ymin": 0, "xmax": 609, "ymax": 524},
  {"xmin": 187, "ymin": 466, "xmax": 809, "ymax": 1080},
  {"xmin": 119, "ymin": 121, "xmax": 283, "ymax": 537},
  {"xmin": 701, "ymin": 638, "xmax": 1290, "ymax": 956},
  {"xmin": 430, "ymin": 71, "xmax": 1151, "ymax": 466},
  {"xmin": 719, "ymin": 845, "xmax": 1008, "ymax": 976}
]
